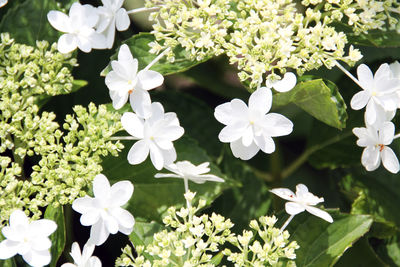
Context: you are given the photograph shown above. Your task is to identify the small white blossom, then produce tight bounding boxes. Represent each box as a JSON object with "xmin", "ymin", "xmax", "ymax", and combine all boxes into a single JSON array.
[
  {"xmin": 105, "ymin": 44, "xmax": 164, "ymax": 118},
  {"xmin": 47, "ymin": 3, "xmax": 106, "ymax": 53},
  {"xmin": 121, "ymin": 102, "xmax": 184, "ymax": 170},
  {"xmin": 61, "ymin": 242, "xmax": 101, "ymax": 267},
  {"xmin": 155, "ymin": 161, "xmax": 224, "ymax": 184},
  {"xmin": 97, "ymin": 0, "xmax": 130, "ymax": 49},
  {"xmin": 266, "ymin": 72, "xmax": 297, "ymax": 93},
  {"xmin": 270, "ymin": 184, "xmax": 333, "ymax": 223},
  {"xmin": 353, "ymin": 121, "xmax": 399, "ymax": 173},
  {"xmin": 214, "ymin": 87, "xmax": 293, "ymax": 160},
  {"xmin": 72, "ymin": 174, "xmax": 135, "ymax": 246},
  {"xmin": 350, "ymin": 63, "xmax": 400, "ymax": 125},
  {"xmin": 0, "ymin": 210, "xmax": 57, "ymax": 267}
]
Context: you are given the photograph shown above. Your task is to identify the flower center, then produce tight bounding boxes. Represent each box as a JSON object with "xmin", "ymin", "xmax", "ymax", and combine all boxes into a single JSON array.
[
  {"xmin": 378, "ymin": 144, "xmax": 385, "ymax": 152},
  {"xmin": 371, "ymin": 91, "xmax": 377, "ymax": 96}
]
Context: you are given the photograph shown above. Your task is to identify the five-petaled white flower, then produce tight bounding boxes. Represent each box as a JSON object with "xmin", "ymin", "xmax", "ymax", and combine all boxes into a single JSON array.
[
  {"xmin": 96, "ymin": 0, "xmax": 130, "ymax": 49},
  {"xmin": 61, "ymin": 242, "xmax": 101, "ymax": 267},
  {"xmin": 350, "ymin": 63, "xmax": 400, "ymax": 125},
  {"xmin": 266, "ymin": 72, "xmax": 297, "ymax": 93},
  {"xmin": 353, "ymin": 121, "xmax": 399, "ymax": 173},
  {"xmin": 270, "ymin": 184, "xmax": 333, "ymax": 223},
  {"xmin": 0, "ymin": 210, "xmax": 57, "ymax": 267},
  {"xmin": 47, "ymin": 3, "xmax": 107, "ymax": 53},
  {"xmin": 105, "ymin": 44, "xmax": 164, "ymax": 118},
  {"xmin": 121, "ymin": 102, "xmax": 185, "ymax": 170},
  {"xmin": 214, "ymin": 87, "xmax": 293, "ymax": 160},
  {"xmin": 72, "ymin": 174, "xmax": 135, "ymax": 246},
  {"xmin": 155, "ymin": 161, "xmax": 224, "ymax": 191}
]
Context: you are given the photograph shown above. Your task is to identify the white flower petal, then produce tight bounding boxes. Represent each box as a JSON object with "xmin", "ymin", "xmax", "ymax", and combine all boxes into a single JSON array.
[
  {"xmin": 230, "ymin": 139, "xmax": 259, "ymax": 160},
  {"xmin": 361, "ymin": 146, "xmax": 381, "ymax": 171},
  {"xmin": 272, "ymin": 72, "xmax": 297, "ymax": 92},
  {"xmin": 110, "ymin": 89, "xmax": 129, "ymax": 110},
  {"xmin": 103, "ymin": 216, "xmax": 119, "ymax": 234},
  {"xmin": 262, "ymin": 113, "xmax": 293, "ymax": 137},
  {"xmin": 285, "ymin": 202, "xmax": 305, "ymax": 215},
  {"xmin": 110, "ymin": 181, "xmax": 134, "ymax": 206},
  {"xmin": 305, "ymin": 206, "xmax": 333, "ymax": 223},
  {"xmin": 72, "ymin": 197, "xmax": 94, "ymax": 214},
  {"xmin": 149, "ymin": 143, "xmax": 164, "ymax": 170},
  {"xmin": 9, "ymin": 210, "xmax": 29, "ymax": 228},
  {"xmin": 380, "ymin": 122, "xmax": 395, "ymax": 145},
  {"xmin": 80, "ymin": 209, "xmax": 100, "ymax": 226},
  {"xmin": 93, "ymin": 174, "xmax": 111, "ymax": 198},
  {"xmin": 365, "ymin": 100, "xmax": 378, "ymax": 125},
  {"xmin": 89, "ymin": 220, "xmax": 109, "ymax": 246},
  {"xmin": 29, "ymin": 219, "xmax": 57, "ymax": 237},
  {"xmin": 350, "ymin": 91, "xmax": 370, "ymax": 110},
  {"xmin": 57, "ymin": 34, "xmax": 78, "ymax": 54},
  {"xmin": 30, "ymin": 237, "xmax": 52, "ymax": 251},
  {"xmin": 137, "ymin": 70, "xmax": 164, "ymax": 91},
  {"xmin": 270, "ymin": 188, "xmax": 296, "ymax": 202},
  {"xmin": 129, "ymin": 89, "xmax": 152, "ymax": 119},
  {"xmin": 121, "ymin": 112, "xmax": 144, "ymax": 138},
  {"xmin": 118, "ymin": 44, "xmax": 135, "ymax": 63},
  {"xmin": 214, "ymin": 102, "xmax": 234, "ymax": 125},
  {"xmin": 22, "ymin": 249, "xmax": 51, "ymax": 267},
  {"xmin": 218, "ymin": 124, "xmax": 246, "ymax": 143},
  {"xmin": 0, "ymin": 240, "xmax": 19, "ymax": 259},
  {"xmin": 241, "ymin": 126, "xmax": 254, "ymax": 147},
  {"xmin": 357, "ymin": 64, "xmax": 374, "ymax": 90},
  {"xmin": 47, "ymin": 11, "xmax": 71, "ymax": 32},
  {"xmin": 111, "ymin": 208, "xmax": 135, "ymax": 230},
  {"xmin": 254, "ymin": 135, "xmax": 275, "ymax": 154},
  {"xmin": 116, "ymin": 8, "xmax": 130, "ymax": 31},
  {"xmin": 382, "ymin": 147, "xmax": 400, "ymax": 174},
  {"xmin": 248, "ymin": 87, "xmax": 272, "ymax": 114},
  {"xmin": 127, "ymin": 140, "xmax": 150, "ymax": 165},
  {"xmin": 161, "ymin": 147, "xmax": 177, "ymax": 167}
]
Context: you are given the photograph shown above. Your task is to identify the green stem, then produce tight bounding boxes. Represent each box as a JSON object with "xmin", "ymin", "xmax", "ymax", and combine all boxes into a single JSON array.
[{"xmin": 281, "ymin": 131, "xmax": 353, "ymax": 180}]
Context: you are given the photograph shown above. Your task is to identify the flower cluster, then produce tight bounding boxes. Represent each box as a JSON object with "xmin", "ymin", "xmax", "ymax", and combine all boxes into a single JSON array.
[
  {"xmin": 116, "ymin": 191, "xmax": 235, "ymax": 266},
  {"xmin": 224, "ymin": 215, "xmax": 299, "ymax": 266},
  {"xmin": 0, "ymin": 35, "xmax": 124, "ymax": 227},
  {"xmin": 346, "ymin": 63, "xmax": 400, "ymax": 173},
  {"xmin": 145, "ymin": 0, "xmax": 234, "ymax": 62},
  {"xmin": 145, "ymin": 0, "xmax": 363, "ymax": 88},
  {"xmin": 116, "ymin": 192, "xmax": 299, "ymax": 266},
  {"xmin": 302, "ymin": 0, "xmax": 400, "ymax": 34}
]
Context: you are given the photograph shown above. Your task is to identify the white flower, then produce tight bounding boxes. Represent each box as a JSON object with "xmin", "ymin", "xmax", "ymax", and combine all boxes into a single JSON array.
[
  {"xmin": 72, "ymin": 174, "xmax": 135, "ymax": 246},
  {"xmin": 105, "ymin": 44, "xmax": 164, "ymax": 118},
  {"xmin": 121, "ymin": 102, "xmax": 185, "ymax": 170},
  {"xmin": 266, "ymin": 72, "xmax": 297, "ymax": 93},
  {"xmin": 0, "ymin": 210, "xmax": 57, "ymax": 267},
  {"xmin": 61, "ymin": 242, "xmax": 101, "ymax": 267},
  {"xmin": 353, "ymin": 121, "xmax": 399, "ymax": 173},
  {"xmin": 47, "ymin": 3, "xmax": 106, "ymax": 53},
  {"xmin": 389, "ymin": 61, "xmax": 400, "ymax": 109},
  {"xmin": 214, "ymin": 87, "xmax": 293, "ymax": 160},
  {"xmin": 270, "ymin": 184, "xmax": 333, "ymax": 223},
  {"xmin": 97, "ymin": 0, "xmax": 130, "ymax": 49},
  {"xmin": 155, "ymin": 161, "xmax": 224, "ymax": 184},
  {"xmin": 0, "ymin": 0, "xmax": 8, "ymax": 8},
  {"xmin": 350, "ymin": 63, "xmax": 400, "ymax": 125}
]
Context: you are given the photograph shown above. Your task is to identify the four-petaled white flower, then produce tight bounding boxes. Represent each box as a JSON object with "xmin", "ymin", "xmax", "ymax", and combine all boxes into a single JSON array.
[
  {"xmin": 61, "ymin": 242, "xmax": 101, "ymax": 267},
  {"xmin": 0, "ymin": 210, "xmax": 57, "ymax": 267},
  {"xmin": 105, "ymin": 44, "xmax": 164, "ymax": 118},
  {"xmin": 72, "ymin": 174, "xmax": 135, "ymax": 246},
  {"xmin": 353, "ymin": 121, "xmax": 399, "ymax": 173},
  {"xmin": 214, "ymin": 87, "xmax": 293, "ymax": 160},
  {"xmin": 97, "ymin": 0, "xmax": 130, "ymax": 49},
  {"xmin": 270, "ymin": 184, "xmax": 333, "ymax": 223},
  {"xmin": 266, "ymin": 72, "xmax": 297, "ymax": 93},
  {"xmin": 47, "ymin": 3, "xmax": 106, "ymax": 53},
  {"xmin": 350, "ymin": 63, "xmax": 400, "ymax": 125},
  {"xmin": 155, "ymin": 161, "xmax": 224, "ymax": 190},
  {"xmin": 121, "ymin": 102, "xmax": 184, "ymax": 170}
]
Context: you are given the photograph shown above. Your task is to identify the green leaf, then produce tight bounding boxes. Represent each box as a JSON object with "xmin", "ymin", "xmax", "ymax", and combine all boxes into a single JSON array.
[
  {"xmin": 335, "ymin": 237, "xmax": 388, "ymax": 267},
  {"xmin": 100, "ymin": 32, "xmax": 210, "ymax": 76},
  {"xmin": 210, "ymin": 252, "xmax": 224, "ymax": 265},
  {"xmin": 340, "ymin": 173, "xmax": 400, "ymax": 237},
  {"xmin": 334, "ymin": 23, "xmax": 400, "ymax": 48},
  {"xmin": 273, "ymin": 76, "xmax": 348, "ymax": 129},
  {"xmin": 0, "ymin": 0, "xmax": 61, "ymax": 45},
  {"xmin": 287, "ymin": 210, "xmax": 373, "ymax": 267},
  {"xmin": 102, "ymin": 136, "xmax": 235, "ymax": 222},
  {"xmin": 44, "ymin": 205, "xmax": 66, "ymax": 267},
  {"xmin": 130, "ymin": 219, "xmax": 164, "ymax": 247}
]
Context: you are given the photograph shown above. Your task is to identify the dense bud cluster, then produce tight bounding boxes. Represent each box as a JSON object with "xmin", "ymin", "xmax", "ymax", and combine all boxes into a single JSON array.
[{"xmin": 0, "ymin": 34, "xmax": 123, "ymax": 226}]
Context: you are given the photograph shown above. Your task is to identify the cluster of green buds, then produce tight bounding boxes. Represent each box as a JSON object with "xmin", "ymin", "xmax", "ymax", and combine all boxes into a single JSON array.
[
  {"xmin": 146, "ymin": 0, "xmax": 234, "ymax": 62},
  {"xmin": 0, "ymin": 34, "xmax": 123, "ymax": 226},
  {"xmin": 116, "ymin": 192, "xmax": 299, "ymax": 266},
  {"xmin": 224, "ymin": 215, "xmax": 299, "ymax": 266},
  {"xmin": 144, "ymin": 0, "xmax": 369, "ymax": 88},
  {"xmin": 302, "ymin": 0, "xmax": 400, "ymax": 34}
]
